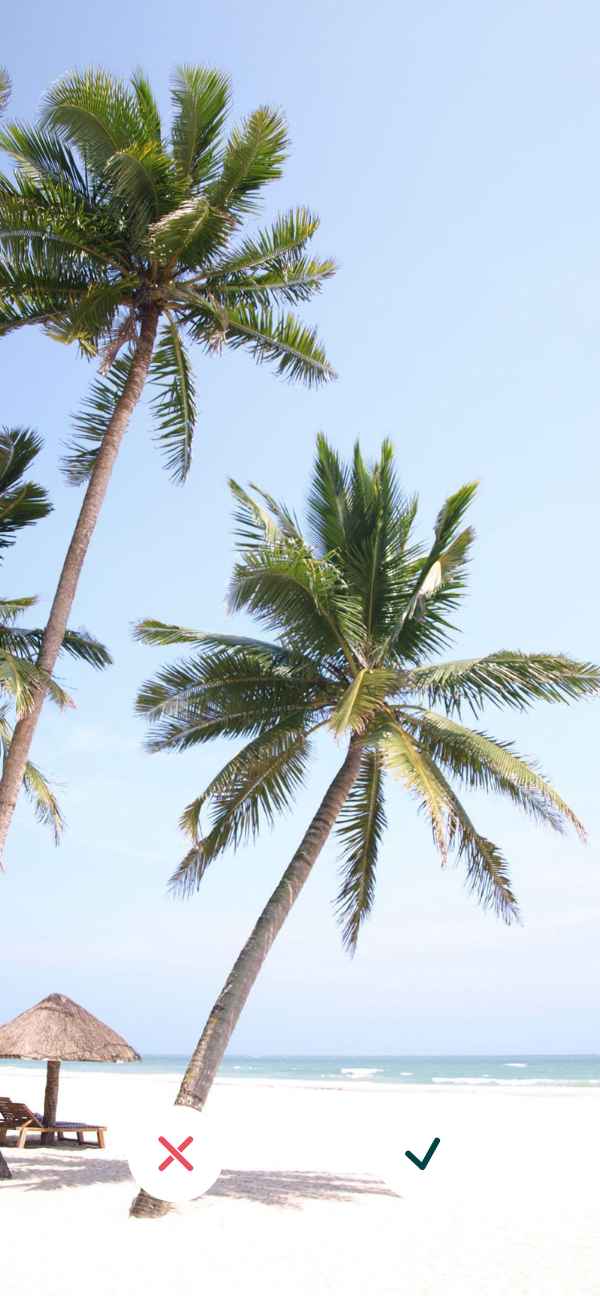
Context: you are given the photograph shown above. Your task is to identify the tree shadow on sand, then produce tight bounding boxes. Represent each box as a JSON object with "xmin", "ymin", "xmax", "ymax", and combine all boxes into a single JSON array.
[
  {"xmin": 1, "ymin": 1153, "xmax": 397, "ymax": 1206},
  {"xmin": 0, "ymin": 1149, "xmax": 133, "ymax": 1192},
  {"xmin": 206, "ymin": 1170, "xmax": 397, "ymax": 1208}
]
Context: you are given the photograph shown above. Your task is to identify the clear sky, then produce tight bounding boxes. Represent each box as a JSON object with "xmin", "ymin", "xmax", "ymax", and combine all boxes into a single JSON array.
[{"xmin": 0, "ymin": 0, "xmax": 598, "ymax": 1056}]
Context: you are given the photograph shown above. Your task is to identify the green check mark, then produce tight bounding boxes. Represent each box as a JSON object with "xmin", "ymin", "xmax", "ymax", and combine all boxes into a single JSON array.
[{"xmin": 405, "ymin": 1137, "xmax": 440, "ymax": 1171}]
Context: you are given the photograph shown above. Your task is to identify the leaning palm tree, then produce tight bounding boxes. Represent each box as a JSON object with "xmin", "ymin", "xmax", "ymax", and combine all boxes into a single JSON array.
[
  {"xmin": 0, "ymin": 426, "xmax": 110, "ymax": 849},
  {"xmin": 130, "ymin": 437, "xmax": 598, "ymax": 1217},
  {"xmin": 0, "ymin": 64, "xmax": 336, "ymax": 860}
]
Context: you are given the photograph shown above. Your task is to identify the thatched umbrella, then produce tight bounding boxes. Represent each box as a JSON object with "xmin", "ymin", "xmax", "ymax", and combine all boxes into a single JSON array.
[{"xmin": 0, "ymin": 992, "xmax": 140, "ymax": 1150}]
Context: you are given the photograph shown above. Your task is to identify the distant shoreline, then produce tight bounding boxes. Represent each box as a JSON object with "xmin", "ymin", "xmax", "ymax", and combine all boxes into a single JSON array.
[{"xmin": 1, "ymin": 1053, "xmax": 599, "ymax": 1091}]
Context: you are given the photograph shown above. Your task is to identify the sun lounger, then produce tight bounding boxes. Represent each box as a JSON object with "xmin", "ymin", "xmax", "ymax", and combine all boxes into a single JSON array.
[{"xmin": 0, "ymin": 1096, "xmax": 106, "ymax": 1148}]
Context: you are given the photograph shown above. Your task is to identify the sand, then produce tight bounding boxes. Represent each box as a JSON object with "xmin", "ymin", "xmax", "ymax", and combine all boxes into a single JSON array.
[{"xmin": 1, "ymin": 1066, "xmax": 599, "ymax": 1295}]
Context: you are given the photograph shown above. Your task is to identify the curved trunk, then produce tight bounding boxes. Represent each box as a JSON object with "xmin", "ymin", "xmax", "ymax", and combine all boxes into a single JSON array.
[
  {"xmin": 0, "ymin": 1149, "xmax": 10, "ymax": 1179},
  {"xmin": 130, "ymin": 736, "xmax": 363, "ymax": 1220},
  {"xmin": 0, "ymin": 309, "xmax": 160, "ymax": 866}
]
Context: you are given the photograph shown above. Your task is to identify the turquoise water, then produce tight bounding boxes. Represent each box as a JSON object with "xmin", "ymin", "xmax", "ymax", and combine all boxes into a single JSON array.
[{"xmin": 1, "ymin": 1055, "xmax": 599, "ymax": 1087}]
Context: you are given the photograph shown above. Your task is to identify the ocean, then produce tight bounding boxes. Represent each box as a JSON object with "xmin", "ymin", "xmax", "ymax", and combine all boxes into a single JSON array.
[{"xmin": 1, "ymin": 1054, "xmax": 599, "ymax": 1087}]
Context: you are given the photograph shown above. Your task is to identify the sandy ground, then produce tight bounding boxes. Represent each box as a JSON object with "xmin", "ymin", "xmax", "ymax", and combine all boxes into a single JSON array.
[{"xmin": 1, "ymin": 1068, "xmax": 599, "ymax": 1296}]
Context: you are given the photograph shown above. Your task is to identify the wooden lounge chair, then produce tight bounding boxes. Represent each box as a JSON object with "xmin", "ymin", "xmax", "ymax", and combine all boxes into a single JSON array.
[{"xmin": 0, "ymin": 1096, "xmax": 106, "ymax": 1148}]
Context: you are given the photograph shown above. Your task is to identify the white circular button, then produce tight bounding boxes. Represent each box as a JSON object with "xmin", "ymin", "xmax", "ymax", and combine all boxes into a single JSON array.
[{"xmin": 127, "ymin": 1105, "xmax": 222, "ymax": 1203}]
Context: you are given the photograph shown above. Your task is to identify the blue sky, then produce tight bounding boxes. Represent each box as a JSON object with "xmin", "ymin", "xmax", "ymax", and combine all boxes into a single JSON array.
[{"xmin": 0, "ymin": 0, "xmax": 598, "ymax": 1055}]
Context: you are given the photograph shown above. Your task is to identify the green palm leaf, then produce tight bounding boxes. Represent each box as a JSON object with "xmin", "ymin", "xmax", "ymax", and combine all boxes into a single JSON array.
[
  {"xmin": 148, "ymin": 317, "xmax": 197, "ymax": 483},
  {"xmin": 209, "ymin": 106, "xmax": 288, "ymax": 216},
  {"xmin": 335, "ymin": 749, "xmax": 386, "ymax": 951},
  {"xmin": 40, "ymin": 67, "xmax": 144, "ymax": 169},
  {"xmin": 0, "ymin": 68, "xmax": 11, "ymax": 116},
  {"xmin": 170, "ymin": 64, "xmax": 231, "ymax": 183},
  {"xmin": 61, "ymin": 353, "xmax": 134, "ymax": 484},
  {"xmin": 378, "ymin": 716, "xmax": 449, "ymax": 862},
  {"xmin": 228, "ymin": 542, "xmax": 363, "ymax": 665},
  {"xmin": 170, "ymin": 727, "xmax": 312, "ymax": 895},
  {"xmin": 215, "ymin": 303, "xmax": 336, "ymax": 386},
  {"xmin": 408, "ymin": 652, "xmax": 600, "ymax": 716},
  {"xmin": 21, "ymin": 757, "xmax": 65, "ymax": 842},
  {"xmin": 0, "ymin": 427, "xmax": 51, "ymax": 543},
  {"xmin": 329, "ymin": 668, "xmax": 400, "ymax": 736},
  {"xmin": 404, "ymin": 708, "xmax": 584, "ymax": 835}
]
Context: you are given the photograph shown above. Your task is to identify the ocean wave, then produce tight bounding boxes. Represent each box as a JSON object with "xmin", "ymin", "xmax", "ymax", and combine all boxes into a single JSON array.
[
  {"xmin": 340, "ymin": 1067, "xmax": 383, "ymax": 1077},
  {"xmin": 504, "ymin": 1062, "xmax": 528, "ymax": 1068},
  {"xmin": 431, "ymin": 1076, "xmax": 584, "ymax": 1086}
]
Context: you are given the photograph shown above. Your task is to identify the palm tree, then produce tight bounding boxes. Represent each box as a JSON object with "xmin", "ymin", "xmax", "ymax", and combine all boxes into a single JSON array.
[
  {"xmin": 0, "ymin": 64, "xmax": 336, "ymax": 861},
  {"xmin": 0, "ymin": 425, "xmax": 109, "ymax": 1180},
  {"xmin": 130, "ymin": 437, "xmax": 598, "ymax": 1216}
]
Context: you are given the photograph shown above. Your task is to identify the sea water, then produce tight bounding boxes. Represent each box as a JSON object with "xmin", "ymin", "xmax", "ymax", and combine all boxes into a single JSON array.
[{"xmin": 1, "ymin": 1055, "xmax": 599, "ymax": 1087}]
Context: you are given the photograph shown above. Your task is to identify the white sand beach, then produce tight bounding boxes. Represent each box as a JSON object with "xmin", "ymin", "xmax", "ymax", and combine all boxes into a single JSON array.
[{"xmin": 1, "ymin": 1068, "xmax": 599, "ymax": 1296}]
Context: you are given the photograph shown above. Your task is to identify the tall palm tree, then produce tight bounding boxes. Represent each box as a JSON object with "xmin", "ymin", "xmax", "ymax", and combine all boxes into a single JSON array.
[
  {"xmin": 0, "ymin": 64, "xmax": 336, "ymax": 860},
  {"xmin": 0, "ymin": 425, "xmax": 109, "ymax": 1181},
  {"xmin": 130, "ymin": 437, "xmax": 598, "ymax": 1216}
]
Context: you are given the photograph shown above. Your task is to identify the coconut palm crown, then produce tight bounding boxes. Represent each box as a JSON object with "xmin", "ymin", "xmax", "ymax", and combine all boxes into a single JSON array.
[
  {"xmin": 0, "ymin": 65, "xmax": 336, "ymax": 483},
  {"xmin": 0, "ymin": 64, "xmax": 337, "ymax": 866},
  {"xmin": 135, "ymin": 437, "xmax": 598, "ymax": 947}
]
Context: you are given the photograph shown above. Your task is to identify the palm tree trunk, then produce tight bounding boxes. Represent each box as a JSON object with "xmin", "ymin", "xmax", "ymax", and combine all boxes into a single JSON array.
[
  {"xmin": 40, "ymin": 1059, "xmax": 61, "ymax": 1147},
  {"xmin": 130, "ymin": 735, "xmax": 363, "ymax": 1220},
  {"xmin": 0, "ymin": 1149, "xmax": 10, "ymax": 1179},
  {"xmin": 0, "ymin": 309, "xmax": 160, "ymax": 866}
]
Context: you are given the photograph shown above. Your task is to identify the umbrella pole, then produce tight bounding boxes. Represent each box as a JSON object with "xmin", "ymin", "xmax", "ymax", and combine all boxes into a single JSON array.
[{"xmin": 41, "ymin": 1059, "xmax": 61, "ymax": 1147}]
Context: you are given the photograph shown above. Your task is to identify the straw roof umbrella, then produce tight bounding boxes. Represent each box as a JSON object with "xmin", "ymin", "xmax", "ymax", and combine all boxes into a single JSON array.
[{"xmin": 0, "ymin": 992, "xmax": 140, "ymax": 1152}]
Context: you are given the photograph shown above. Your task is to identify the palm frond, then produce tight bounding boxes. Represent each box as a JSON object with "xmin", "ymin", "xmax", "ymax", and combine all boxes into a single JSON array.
[
  {"xmin": 170, "ymin": 64, "xmax": 231, "ymax": 183},
  {"xmin": 59, "ymin": 627, "xmax": 112, "ymax": 669},
  {"xmin": 335, "ymin": 749, "xmax": 386, "ymax": 951},
  {"xmin": 380, "ymin": 714, "xmax": 520, "ymax": 922},
  {"xmin": 228, "ymin": 543, "xmax": 363, "ymax": 666},
  {"xmin": 202, "ymin": 208, "xmax": 337, "ymax": 306},
  {"xmin": 217, "ymin": 303, "xmax": 337, "ymax": 386},
  {"xmin": 170, "ymin": 727, "xmax": 312, "ymax": 896},
  {"xmin": 21, "ymin": 757, "xmax": 65, "ymax": 842},
  {"xmin": 0, "ymin": 122, "xmax": 88, "ymax": 194},
  {"xmin": 306, "ymin": 434, "xmax": 352, "ymax": 555},
  {"xmin": 0, "ymin": 708, "xmax": 64, "ymax": 841},
  {"xmin": 209, "ymin": 207, "xmax": 320, "ymax": 276},
  {"xmin": 329, "ymin": 667, "xmax": 400, "ymax": 736},
  {"xmin": 131, "ymin": 68, "xmax": 162, "ymax": 143},
  {"xmin": 148, "ymin": 316, "xmax": 196, "ymax": 482},
  {"xmin": 0, "ymin": 68, "xmax": 11, "ymax": 116},
  {"xmin": 434, "ymin": 762, "xmax": 521, "ymax": 923},
  {"xmin": 209, "ymin": 106, "xmax": 288, "ymax": 216},
  {"xmin": 408, "ymin": 652, "xmax": 600, "ymax": 717},
  {"xmin": 133, "ymin": 618, "xmax": 322, "ymax": 679},
  {"xmin": 228, "ymin": 479, "xmax": 301, "ymax": 549},
  {"xmin": 146, "ymin": 197, "xmax": 215, "ymax": 266},
  {"xmin": 0, "ymin": 650, "xmax": 73, "ymax": 715},
  {"xmin": 40, "ymin": 67, "xmax": 144, "ymax": 172},
  {"xmin": 378, "ymin": 717, "xmax": 449, "ymax": 862},
  {"xmin": 62, "ymin": 353, "xmax": 133, "ymax": 484},
  {"xmin": 43, "ymin": 280, "xmax": 130, "ymax": 351},
  {"xmin": 136, "ymin": 645, "xmax": 323, "ymax": 748},
  {"xmin": 0, "ymin": 427, "xmax": 51, "ymax": 545},
  {"xmin": 104, "ymin": 144, "xmax": 166, "ymax": 235}
]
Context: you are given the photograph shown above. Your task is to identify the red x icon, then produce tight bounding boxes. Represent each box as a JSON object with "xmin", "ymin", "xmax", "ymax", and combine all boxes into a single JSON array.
[{"xmin": 158, "ymin": 1134, "xmax": 194, "ymax": 1172}]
